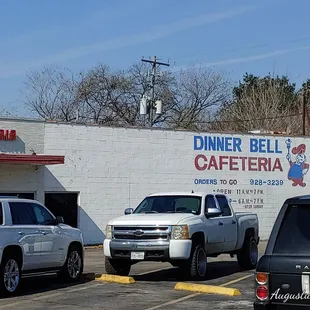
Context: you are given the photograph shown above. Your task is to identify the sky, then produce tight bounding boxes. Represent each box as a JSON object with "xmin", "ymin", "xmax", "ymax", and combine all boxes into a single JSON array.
[{"xmin": 1, "ymin": 0, "xmax": 310, "ymax": 117}]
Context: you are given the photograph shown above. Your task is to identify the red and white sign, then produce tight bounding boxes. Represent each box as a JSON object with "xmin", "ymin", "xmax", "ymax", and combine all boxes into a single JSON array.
[{"xmin": 0, "ymin": 130, "xmax": 16, "ymax": 141}]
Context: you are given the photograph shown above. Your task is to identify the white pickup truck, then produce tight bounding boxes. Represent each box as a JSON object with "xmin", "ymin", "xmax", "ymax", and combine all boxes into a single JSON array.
[{"xmin": 104, "ymin": 191, "xmax": 259, "ymax": 280}]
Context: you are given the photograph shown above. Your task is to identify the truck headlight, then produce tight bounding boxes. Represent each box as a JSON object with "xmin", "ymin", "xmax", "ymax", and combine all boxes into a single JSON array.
[
  {"xmin": 171, "ymin": 225, "xmax": 189, "ymax": 239},
  {"xmin": 106, "ymin": 225, "xmax": 112, "ymax": 239}
]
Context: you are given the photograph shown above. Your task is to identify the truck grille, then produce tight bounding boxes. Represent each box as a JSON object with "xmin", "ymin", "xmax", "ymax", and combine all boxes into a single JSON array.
[{"xmin": 112, "ymin": 226, "xmax": 170, "ymax": 241}]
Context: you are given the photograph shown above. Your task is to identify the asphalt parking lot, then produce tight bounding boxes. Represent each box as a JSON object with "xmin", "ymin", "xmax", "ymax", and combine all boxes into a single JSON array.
[{"xmin": 0, "ymin": 241, "xmax": 266, "ymax": 310}]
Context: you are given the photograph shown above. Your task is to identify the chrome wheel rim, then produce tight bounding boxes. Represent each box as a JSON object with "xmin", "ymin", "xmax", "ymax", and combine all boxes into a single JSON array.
[
  {"xmin": 4, "ymin": 259, "xmax": 20, "ymax": 293},
  {"xmin": 197, "ymin": 248, "xmax": 207, "ymax": 277},
  {"xmin": 67, "ymin": 250, "xmax": 82, "ymax": 279},
  {"xmin": 250, "ymin": 239, "xmax": 258, "ymax": 265}
]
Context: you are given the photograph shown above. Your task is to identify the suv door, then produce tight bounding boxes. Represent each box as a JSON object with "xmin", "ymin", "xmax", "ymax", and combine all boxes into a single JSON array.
[
  {"xmin": 203, "ymin": 195, "xmax": 224, "ymax": 254},
  {"xmin": 28, "ymin": 202, "xmax": 65, "ymax": 268},
  {"xmin": 9, "ymin": 201, "xmax": 42, "ymax": 271},
  {"xmin": 215, "ymin": 195, "xmax": 238, "ymax": 252}
]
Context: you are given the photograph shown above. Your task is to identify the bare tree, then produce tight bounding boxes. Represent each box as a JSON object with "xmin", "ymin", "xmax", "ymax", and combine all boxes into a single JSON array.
[
  {"xmin": 211, "ymin": 77, "xmax": 302, "ymax": 134},
  {"xmin": 76, "ymin": 64, "xmax": 134, "ymax": 125},
  {"xmin": 22, "ymin": 63, "xmax": 231, "ymax": 129},
  {"xmin": 23, "ymin": 65, "xmax": 80, "ymax": 121},
  {"xmin": 167, "ymin": 66, "xmax": 232, "ymax": 129},
  {"xmin": 75, "ymin": 62, "xmax": 177, "ymax": 126}
]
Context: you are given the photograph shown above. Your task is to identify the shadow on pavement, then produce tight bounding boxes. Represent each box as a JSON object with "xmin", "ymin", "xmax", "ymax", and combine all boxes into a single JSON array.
[
  {"xmin": 10, "ymin": 274, "xmax": 93, "ymax": 298},
  {"xmin": 133, "ymin": 260, "xmax": 247, "ymax": 282}
]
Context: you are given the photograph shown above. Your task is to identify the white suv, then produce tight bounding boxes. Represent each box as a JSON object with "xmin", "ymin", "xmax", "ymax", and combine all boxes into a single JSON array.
[{"xmin": 0, "ymin": 197, "xmax": 84, "ymax": 297}]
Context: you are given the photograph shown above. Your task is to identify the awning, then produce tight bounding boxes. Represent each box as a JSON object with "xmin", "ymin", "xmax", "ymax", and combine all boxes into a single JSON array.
[{"xmin": 0, "ymin": 154, "xmax": 65, "ymax": 165}]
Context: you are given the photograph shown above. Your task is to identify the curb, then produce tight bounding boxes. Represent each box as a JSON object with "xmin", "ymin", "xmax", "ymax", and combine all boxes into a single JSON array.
[
  {"xmin": 94, "ymin": 273, "xmax": 136, "ymax": 284},
  {"xmin": 174, "ymin": 282, "xmax": 241, "ymax": 296}
]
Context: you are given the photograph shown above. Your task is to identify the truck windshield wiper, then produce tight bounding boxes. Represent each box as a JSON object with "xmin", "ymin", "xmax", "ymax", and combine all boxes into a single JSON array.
[{"xmin": 143, "ymin": 211, "xmax": 158, "ymax": 213}]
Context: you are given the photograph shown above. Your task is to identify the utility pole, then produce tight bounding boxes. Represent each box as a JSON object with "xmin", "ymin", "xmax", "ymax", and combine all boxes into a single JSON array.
[{"xmin": 141, "ymin": 56, "xmax": 170, "ymax": 127}]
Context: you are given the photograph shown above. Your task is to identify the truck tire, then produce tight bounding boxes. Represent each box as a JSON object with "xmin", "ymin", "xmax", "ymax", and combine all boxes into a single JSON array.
[
  {"xmin": 0, "ymin": 253, "xmax": 22, "ymax": 297},
  {"xmin": 237, "ymin": 235, "xmax": 258, "ymax": 270},
  {"xmin": 104, "ymin": 258, "xmax": 131, "ymax": 276},
  {"xmin": 181, "ymin": 243, "xmax": 207, "ymax": 280},
  {"xmin": 58, "ymin": 244, "xmax": 84, "ymax": 282}
]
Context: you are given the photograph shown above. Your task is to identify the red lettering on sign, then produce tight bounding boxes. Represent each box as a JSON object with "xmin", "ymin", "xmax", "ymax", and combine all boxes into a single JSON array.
[
  {"xmin": 0, "ymin": 130, "xmax": 16, "ymax": 141},
  {"xmin": 229, "ymin": 156, "xmax": 239, "ymax": 171},
  {"xmin": 194, "ymin": 154, "xmax": 207, "ymax": 171}
]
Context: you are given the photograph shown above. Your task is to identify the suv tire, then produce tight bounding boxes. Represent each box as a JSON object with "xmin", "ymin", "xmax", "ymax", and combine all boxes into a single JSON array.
[
  {"xmin": 181, "ymin": 243, "xmax": 207, "ymax": 280},
  {"xmin": 58, "ymin": 245, "xmax": 83, "ymax": 282},
  {"xmin": 237, "ymin": 235, "xmax": 258, "ymax": 269},
  {"xmin": 104, "ymin": 258, "xmax": 131, "ymax": 276},
  {"xmin": 0, "ymin": 253, "xmax": 22, "ymax": 297}
]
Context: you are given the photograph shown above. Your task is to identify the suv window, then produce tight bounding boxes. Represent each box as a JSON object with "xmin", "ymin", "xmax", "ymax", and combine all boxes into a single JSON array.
[
  {"xmin": 0, "ymin": 203, "xmax": 3, "ymax": 225},
  {"xmin": 216, "ymin": 195, "xmax": 232, "ymax": 217},
  {"xmin": 273, "ymin": 204, "xmax": 310, "ymax": 255},
  {"xmin": 30, "ymin": 203, "xmax": 54, "ymax": 225},
  {"xmin": 9, "ymin": 202, "xmax": 36, "ymax": 225}
]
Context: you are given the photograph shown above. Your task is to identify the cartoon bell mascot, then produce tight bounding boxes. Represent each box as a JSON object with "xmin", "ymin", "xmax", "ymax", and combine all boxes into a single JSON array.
[{"xmin": 286, "ymin": 139, "xmax": 309, "ymax": 187}]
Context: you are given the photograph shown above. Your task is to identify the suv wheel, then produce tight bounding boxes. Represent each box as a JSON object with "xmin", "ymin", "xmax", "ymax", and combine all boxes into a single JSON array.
[
  {"xmin": 104, "ymin": 258, "xmax": 131, "ymax": 276},
  {"xmin": 58, "ymin": 245, "xmax": 83, "ymax": 282},
  {"xmin": 181, "ymin": 243, "xmax": 207, "ymax": 280},
  {"xmin": 0, "ymin": 254, "xmax": 21, "ymax": 297},
  {"xmin": 237, "ymin": 235, "xmax": 258, "ymax": 269}
]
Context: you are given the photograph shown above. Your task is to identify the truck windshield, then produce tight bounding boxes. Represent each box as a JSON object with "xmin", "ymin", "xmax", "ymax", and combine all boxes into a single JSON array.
[
  {"xmin": 133, "ymin": 195, "xmax": 201, "ymax": 215},
  {"xmin": 273, "ymin": 204, "xmax": 310, "ymax": 255}
]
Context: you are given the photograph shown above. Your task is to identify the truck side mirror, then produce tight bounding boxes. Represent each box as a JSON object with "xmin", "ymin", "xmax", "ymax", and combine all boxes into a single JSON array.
[
  {"xmin": 56, "ymin": 216, "xmax": 64, "ymax": 224},
  {"xmin": 124, "ymin": 208, "xmax": 134, "ymax": 215},
  {"xmin": 205, "ymin": 208, "xmax": 222, "ymax": 219}
]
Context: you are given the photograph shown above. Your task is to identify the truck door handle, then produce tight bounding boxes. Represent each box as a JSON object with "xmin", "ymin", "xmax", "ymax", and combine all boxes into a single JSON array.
[
  {"xmin": 232, "ymin": 220, "xmax": 236, "ymax": 224},
  {"xmin": 18, "ymin": 231, "xmax": 25, "ymax": 235},
  {"xmin": 218, "ymin": 222, "xmax": 224, "ymax": 226}
]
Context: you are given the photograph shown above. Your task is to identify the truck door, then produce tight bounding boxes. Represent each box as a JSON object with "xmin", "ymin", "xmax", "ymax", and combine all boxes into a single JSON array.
[
  {"xmin": 215, "ymin": 195, "xmax": 238, "ymax": 252},
  {"xmin": 203, "ymin": 195, "xmax": 224, "ymax": 254}
]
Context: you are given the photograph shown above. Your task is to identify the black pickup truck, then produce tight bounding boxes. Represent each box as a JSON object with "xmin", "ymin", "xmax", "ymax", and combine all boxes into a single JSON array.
[{"xmin": 254, "ymin": 195, "xmax": 310, "ymax": 309}]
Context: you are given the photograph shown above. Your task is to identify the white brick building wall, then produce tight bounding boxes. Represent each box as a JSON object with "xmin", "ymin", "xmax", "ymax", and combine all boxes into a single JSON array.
[{"xmin": 0, "ymin": 117, "xmax": 309, "ymax": 244}]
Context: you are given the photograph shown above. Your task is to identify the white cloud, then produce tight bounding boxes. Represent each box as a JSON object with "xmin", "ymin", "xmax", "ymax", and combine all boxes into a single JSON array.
[
  {"xmin": 173, "ymin": 46, "xmax": 310, "ymax": 71},
  {"xmin": 0, "ymin": 4, "xmax": 258, "ymax": 79}
]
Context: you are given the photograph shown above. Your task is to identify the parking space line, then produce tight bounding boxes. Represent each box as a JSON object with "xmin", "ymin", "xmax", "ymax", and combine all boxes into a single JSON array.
[
  {"xmin": 218, "ymin": 273, "xmax": 253, "ymax": 287},
  {"xmin": 0, "ymin": 282, "xmax": 107, "ymax": 308},
  {"xmin": 66, "ymin": 283, "xmax": 105, "ymax": 292},
  {"xmin": 32, "ymin": 292, "xmax": 63, "ymax": 300},
  {"xmin": 144, "ymin": 293, "xmax": 201, "ymax": 310},
  {"xmin": 144, "ymin": 273, "xmax": 254, "ymax": 310}
]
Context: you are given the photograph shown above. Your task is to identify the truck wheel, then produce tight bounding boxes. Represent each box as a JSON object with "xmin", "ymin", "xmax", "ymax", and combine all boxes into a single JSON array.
[
  {"xmin": 0, "ymin": 253, "xmax": 22, "ymax": 297},
  {"xmin": 58, "ymin": 245, "xmax": 83, "ymax": 282},
  {"xmin": 104, "ymin": 258, "xmax": 131, "ymax": 276},
  {"xmin": 237, "ymin": 236, "xmax": 258, "ymax": 270},
  {"xmin": 181, "ymin": 243, "xmax": 207, "ymax": 280}
]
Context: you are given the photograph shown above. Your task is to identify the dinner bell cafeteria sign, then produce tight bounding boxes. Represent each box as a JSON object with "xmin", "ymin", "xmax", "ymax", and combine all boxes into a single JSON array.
[{"xmin": 192, "ymin": 134, "xmax": 310, "ymax": 209}]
